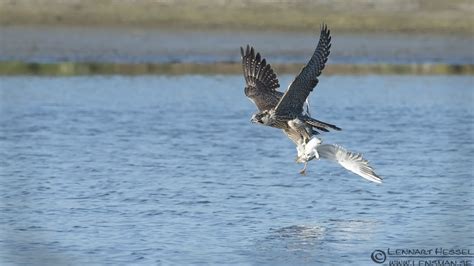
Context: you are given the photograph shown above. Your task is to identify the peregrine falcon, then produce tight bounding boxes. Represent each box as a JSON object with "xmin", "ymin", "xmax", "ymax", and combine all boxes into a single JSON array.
[
  {"xmin": 241, "ymin": 24, "xmax": 382, "ymax": 183},
  {"xmin": 241, "ymin": 24, "xmax": 339, "ymax": 144}
]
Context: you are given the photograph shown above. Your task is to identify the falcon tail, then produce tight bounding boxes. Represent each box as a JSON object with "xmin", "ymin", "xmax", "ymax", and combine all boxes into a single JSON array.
[{"xmin": 303, "ymin": 116, "xmax": 341, "ymax": 132}]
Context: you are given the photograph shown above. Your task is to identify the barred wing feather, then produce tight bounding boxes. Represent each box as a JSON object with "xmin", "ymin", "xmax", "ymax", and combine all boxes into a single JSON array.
[
  {"xmin": 275, "ymin": 24, "xmax": 332, "ymax": 117},
  {"xmin": 241, "ymin": 45, "xmax": 282, "ymax": 111}
]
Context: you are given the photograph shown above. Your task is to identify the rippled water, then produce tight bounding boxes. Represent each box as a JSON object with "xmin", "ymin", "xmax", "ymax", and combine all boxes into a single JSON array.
[{"xmin": 0, "ymin": 75, "xmax": 473, "ymax": 264}]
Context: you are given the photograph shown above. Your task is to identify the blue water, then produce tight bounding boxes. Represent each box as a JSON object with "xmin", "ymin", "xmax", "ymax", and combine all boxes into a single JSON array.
[{"xmin": 0, "ymin": 75, "xmax": 473, "ymax": 265}]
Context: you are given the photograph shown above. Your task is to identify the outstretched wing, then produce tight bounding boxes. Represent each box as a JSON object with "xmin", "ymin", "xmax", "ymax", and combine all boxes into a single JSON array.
[
  {"xmin": 275, "ymin": 24, "xmax": 331, "ymax": 118},
  {"xmin": 241, "ymin": 45, "xmax": 282, "ymax": 111},
  {"xmin": 316, "ymin": 144, "xmax": 383, "ymax": 184}
]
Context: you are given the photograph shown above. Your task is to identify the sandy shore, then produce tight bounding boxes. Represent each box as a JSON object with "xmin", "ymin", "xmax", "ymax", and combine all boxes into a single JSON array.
[{"xmin": 1, "ymin": 0, "xmax": 473, "ymax": 34}]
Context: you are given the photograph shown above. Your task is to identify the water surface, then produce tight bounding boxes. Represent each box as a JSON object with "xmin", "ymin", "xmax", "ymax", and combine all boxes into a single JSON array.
[{"xmin": 0, "ymin": 75, "xmax": 473, "ymax": 264}]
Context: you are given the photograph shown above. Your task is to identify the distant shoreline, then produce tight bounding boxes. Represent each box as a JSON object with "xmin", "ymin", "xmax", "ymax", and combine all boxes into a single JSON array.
[
  {"xmin": 1, "ymin": 0, "xmax": 473, "ymax": 34},
  {"xmin": 1, "ymin": 62, "xmax": 472, "ymax": 76},
  {"xmin": 1, "ymin": 1, "xmax": 472, "ymax": 75},
  {"xmin": 1, "ymin": 26, "xmax": 472, "ymax": 66}
]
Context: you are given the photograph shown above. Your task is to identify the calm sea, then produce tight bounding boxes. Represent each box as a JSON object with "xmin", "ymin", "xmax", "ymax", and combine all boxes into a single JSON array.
[{"xmin": 0, "ymin": 75, "xmax": 473, "ymax": 264}]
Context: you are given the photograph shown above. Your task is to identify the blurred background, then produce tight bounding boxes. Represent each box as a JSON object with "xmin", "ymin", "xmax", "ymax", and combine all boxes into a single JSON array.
[
  {"xmin": 1, "ymin": 1, "xmax": 473, "ymax": 265},
  {"xmin": 0, "ymin": 0, "xmax": 473, "ymax": 74}
]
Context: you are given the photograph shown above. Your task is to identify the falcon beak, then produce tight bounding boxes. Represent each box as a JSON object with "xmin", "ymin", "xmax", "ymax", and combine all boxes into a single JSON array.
[{"xmin": 250, "ymin": 115, "xmax": 258, "ymax": 123}]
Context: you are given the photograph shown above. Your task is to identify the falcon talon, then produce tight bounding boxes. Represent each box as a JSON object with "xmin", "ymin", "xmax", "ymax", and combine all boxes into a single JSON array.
[
  {"xmin": 241, "ymin": 23, "xmax": 382, "ymax": 184},
  {"xmin": 299, "ymin": 169, "xmax": 307, "ymax": 175}
]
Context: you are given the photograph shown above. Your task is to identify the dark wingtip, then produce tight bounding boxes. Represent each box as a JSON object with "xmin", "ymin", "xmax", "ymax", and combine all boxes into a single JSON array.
[
  {"xmin": 320, "ymin": 23, "xmax": 330, "ymax": 36},
  {"xmin": 321, "ymin": 23, "xmax": 327, "ymax": 32}
]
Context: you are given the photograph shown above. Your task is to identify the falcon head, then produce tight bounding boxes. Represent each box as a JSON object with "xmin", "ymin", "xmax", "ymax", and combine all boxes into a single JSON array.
[
  {"xmin": 250, "ymin": 112, "xmax": 264, "ymax": 124},
  {"xmin": 250, "ymin": 110, "xmax": 275, "ymax": 126},
  {"xmin": 250, "ymin": 110, "xmax": 272, "ymax": 125}
]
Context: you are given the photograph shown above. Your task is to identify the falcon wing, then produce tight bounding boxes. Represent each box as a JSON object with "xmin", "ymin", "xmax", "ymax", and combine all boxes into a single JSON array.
[
  {"xmin": 241, "ymin": 45, "xmax": 282, "ymax": 111},
  {"xmin": 274, "ymin": 24, "xmax": 331, "ymax": 118}
]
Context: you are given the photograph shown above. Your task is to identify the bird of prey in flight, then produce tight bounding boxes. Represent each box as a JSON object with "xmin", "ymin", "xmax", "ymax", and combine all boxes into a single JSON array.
[{"xmin": 241, "ymin": 24, "xmax": 382, "ymax": 183}]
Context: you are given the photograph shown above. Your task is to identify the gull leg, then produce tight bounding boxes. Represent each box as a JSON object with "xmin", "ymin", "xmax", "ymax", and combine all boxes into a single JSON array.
[{"xmin": 299, "ymin": 162, "xmax": 308, "ymax": 175}]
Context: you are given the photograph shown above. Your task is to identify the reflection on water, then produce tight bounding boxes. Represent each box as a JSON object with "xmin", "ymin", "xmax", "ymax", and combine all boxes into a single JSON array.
[
  {"xmin": 267, "ymin": 225, "xmax": 326, "ymax": 252},
  {"xmin": 0, "ymin": 75, "xmax": 473, "ymax": 264},
  {"xmin": 255, "ymin": 220, "xmax": 379, "ymax": 264},
  {"xmin": 271, "ymin": 225, "xmax": 325, "ymax": 243}
]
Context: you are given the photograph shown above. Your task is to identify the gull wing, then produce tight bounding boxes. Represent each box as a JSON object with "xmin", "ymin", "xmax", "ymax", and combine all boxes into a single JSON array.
[
  {"xmin": 274, "ymin": 24, "xmax": 331, "ymax": 118},
  {"xmin": 316, "ymin": 144, "xmax": 383, "ymax": 184},
  {"xmin": 241, "ymin": 45, "xmax": 283, "ymax": 111}
]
